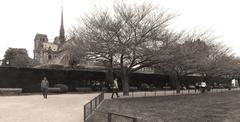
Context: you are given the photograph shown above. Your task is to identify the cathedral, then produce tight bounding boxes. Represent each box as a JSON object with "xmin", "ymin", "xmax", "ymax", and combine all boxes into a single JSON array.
[
  {"xmin": 32, "ymin": 7, "xmax": 152, "ymax": 72},
  {"xmin": 33, "ymin": 7, "xmax": 70, "ymax": 65}
]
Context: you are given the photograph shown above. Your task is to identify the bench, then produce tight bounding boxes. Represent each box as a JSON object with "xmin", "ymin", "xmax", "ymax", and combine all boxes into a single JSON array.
[
  {"xmin": 76, "ymin": 87, "xmax": 92, "ymax": 92},
  {"xmin": 188, "ymin": 85, "xmax": 196, "ymax": 89},
  {"xmin": 48, "ymin": 88, "xmax": 61, "ymax": 93},
  {"xmin": 0, "ymin": 88, "xmax": 22, "ymax": 95},
  {"xmin": 129, "ymin": 87, "xmax": 138, "ymax": 91},
  {"xmin": 163, "ymin": 86, "xmax": 171, "ymax": 90}
]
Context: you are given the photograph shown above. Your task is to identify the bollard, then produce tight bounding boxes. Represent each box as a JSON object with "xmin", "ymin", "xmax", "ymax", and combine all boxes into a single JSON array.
[
  {"xmin": 84, "ymin": 105, "xmax": 86, "ymax": 121},
  {"xmin": 95, "ymin": 97, "xmax": 97, "ymax": 108},
  {"xmin": 108, "ymin": 113, "xmax": 112, "ymax": 122},
  {"xmin": 90, "ymin": 100, "xmax": 93, "ymax": 114},
  {"xmin": 98, "ymin": 95, "xmax": 100, "ymax": 104}
]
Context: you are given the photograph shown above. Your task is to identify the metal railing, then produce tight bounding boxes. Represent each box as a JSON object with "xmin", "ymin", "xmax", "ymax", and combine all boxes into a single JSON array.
[
  {"xmin": 84, "ymin": 87, "xmax": 240, "ymax": 121},
  {"xmin": 108, "ymin": 112, "xmax": 137, "ymax": 122},
  {"xmin": 84, "ymin": 92, "xmax": 104, "ymax": 121},
  {"xmin": 124, "ymin": 87, "xmax": 240, "ymax": 98},
  {"xmin": 92, "ymin": 110, "xmax": 138, "ymax": 122}
]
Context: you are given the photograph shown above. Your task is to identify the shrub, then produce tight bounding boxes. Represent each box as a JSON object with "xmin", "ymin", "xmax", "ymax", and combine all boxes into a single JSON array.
[
  {"xmin": 54, "ymin": 84, "xmax": 69, "ymax": 93},
  {"xmin": 149, "ymin": 84, "xmax": 156, "ymax": 91},
  {"xmin": 140, "ymin": 83, "xmax": 150, "ymax": 91}
]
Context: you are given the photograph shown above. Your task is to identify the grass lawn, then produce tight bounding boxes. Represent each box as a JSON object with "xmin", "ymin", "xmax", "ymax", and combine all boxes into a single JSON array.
[{"xmin": 88, "ymin": 91, "xmax": 240, "ymax": 122}]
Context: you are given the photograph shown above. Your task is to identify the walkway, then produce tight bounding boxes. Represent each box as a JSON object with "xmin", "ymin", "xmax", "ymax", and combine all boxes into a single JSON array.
[{"xmin": 0, "ymin": 93, "xmax": 99, "ymax": 122}]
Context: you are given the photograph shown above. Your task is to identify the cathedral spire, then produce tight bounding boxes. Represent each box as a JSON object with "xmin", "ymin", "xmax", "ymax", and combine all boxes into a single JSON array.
[{"xmin": 59, "ymin": 6, "xmax": 65, "ymax": 44}]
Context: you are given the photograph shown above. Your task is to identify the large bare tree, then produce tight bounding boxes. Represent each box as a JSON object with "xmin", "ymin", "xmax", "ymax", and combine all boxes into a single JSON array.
[
  {"xmin": 71, "ymin": 1, "xmax": 178, "ymax": 95},
  {"xmin": 154, "ymin": 31, "xmax": 212, "ymax": 93}
]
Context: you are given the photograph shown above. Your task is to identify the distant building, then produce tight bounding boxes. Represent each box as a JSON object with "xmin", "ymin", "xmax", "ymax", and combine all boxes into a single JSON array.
[
  {"xmin": 32, "ymin": 6, "xmax": 155, "ymax": 73},
  {"xmin": 33, "ymin": 7, "xmax": 69, "ymax": 65}
]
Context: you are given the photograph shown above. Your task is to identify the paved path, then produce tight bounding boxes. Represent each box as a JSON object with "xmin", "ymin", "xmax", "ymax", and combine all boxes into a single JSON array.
[{"xmin": 0, "ymin": 93, "xmax": 99, "ymax": 122}]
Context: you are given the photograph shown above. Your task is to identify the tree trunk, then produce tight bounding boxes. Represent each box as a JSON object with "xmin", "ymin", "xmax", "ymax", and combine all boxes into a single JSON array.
[
  {"xmin": 106, "ymin": 57, "xmax": 114, "ymax": 83},
  {"xmin": 228, "ymin": 78, "xmax": 232, "ymax": 91},
  {"xmin": 169, "ymin": 72, "xmax": 180, "ymax": 94},
  {"xmin": 176, "ymin": 75, "xmax": 180, "ymax": 94},
  {"xmin": 106, "ymin": 69, "xmax": 114, "ymax": 82},
  {"xmin": 121, "ymin": 68, "xmax": 129, "ymax": 96}
]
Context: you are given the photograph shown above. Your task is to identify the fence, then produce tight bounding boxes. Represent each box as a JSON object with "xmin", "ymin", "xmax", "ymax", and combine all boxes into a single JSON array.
[
  {"xmin": 103, "ymin": 87, "xmax": 240, "ymax": 99},
  {"xmin": 90, "ymin": 110, "xmax": 138, "ymax": 122},
  {"xmin": 126, "ymin": 87, "xmax": 240, "ymax": 98},
  {"xmin": 107, "ymin": 112, "xmax": 138, "ymax": 122},
  {"xmin": 84, "ymin": 92, "xmax": 104, "ymax": 121}
]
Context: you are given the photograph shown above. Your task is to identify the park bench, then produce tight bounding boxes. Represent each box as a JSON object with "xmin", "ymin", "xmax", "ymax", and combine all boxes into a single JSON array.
[
  {"xmin": 129, "ymin": 87, "xmax": 138, "ymax": 91},
  {"xmin": 163, "ymin": 86, "xmax": 171, "ymax": 91},
  {"xmin": 48, "ymin": 87, "xmax": 61, "ymax": 93},
  {"xmin": 76, "ymin": 87, "xmax": 92, "ymax": 92},
  {"xmin": 188, "ymin": 85, "xmax": 196, "ymax": 89},
  {"xmin": 0, "ymin": 88, "xmax": 22, "ymax": 95}
]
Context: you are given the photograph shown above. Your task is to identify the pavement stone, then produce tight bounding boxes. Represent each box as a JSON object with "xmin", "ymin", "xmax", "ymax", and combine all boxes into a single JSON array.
[{"xmin": 0, "ymin": 93, "xmax": 99, "ymax": 122}]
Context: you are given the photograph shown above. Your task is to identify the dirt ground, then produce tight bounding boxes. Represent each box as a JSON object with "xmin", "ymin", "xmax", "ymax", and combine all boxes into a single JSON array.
[
  {"xmin": 89, "ymin": 91, "xmax": 240, "ymax": 122},
  {"xmin": 0, "ymin": 93, "xmax": 99, "ymax": 122}
]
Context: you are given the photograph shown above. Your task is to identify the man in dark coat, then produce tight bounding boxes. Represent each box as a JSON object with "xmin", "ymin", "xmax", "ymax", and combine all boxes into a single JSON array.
[{"xmin": 41, "ymin": 77, "xmax": 49, "ymax": 99}]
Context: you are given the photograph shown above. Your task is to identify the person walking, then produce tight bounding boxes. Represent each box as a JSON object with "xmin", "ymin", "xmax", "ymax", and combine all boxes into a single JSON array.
[
  {"xmin": 41, "ymin": 77, "xmax": 49, "ymax": 99},
  {"xmin": 195, "ymin": 82, "xmax": 199, "ymax": 93},
  {"xmin": 200, "ymin": 81, "xmax": 206, "ymax": 93},
  {"xmin": 111, "ymin": 78, "xmax": 119, "ymax": 99}
]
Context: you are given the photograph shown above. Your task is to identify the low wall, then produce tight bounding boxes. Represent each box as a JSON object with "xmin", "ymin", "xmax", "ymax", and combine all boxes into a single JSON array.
[
  {"xmin": 0, "ymin": 67, "xmax": 230, "ymax": 92},
  {"xmin": 0, "ymin": 67, "xmax": 106, "ymax": 92}
]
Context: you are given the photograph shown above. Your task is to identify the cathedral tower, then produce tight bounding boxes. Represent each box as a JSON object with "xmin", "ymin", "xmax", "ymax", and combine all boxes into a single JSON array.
[
  {"xmin": 33, "ymin": 34, "xmax": 49, "ymax": 63},
  {"xmin": 59, "ymin": 6, "xmax": 65, "ymax": 44}
]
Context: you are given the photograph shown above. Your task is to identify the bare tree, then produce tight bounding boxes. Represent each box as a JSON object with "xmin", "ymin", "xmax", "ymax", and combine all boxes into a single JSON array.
[
  {"xmin": 71, "ymin": 1, "xmax": 178, "ymax": 95},
  {"xmin": 154, "ymin": 31, "xmax": 212, "ymax": 93},
  {"xmin": 155, "ymin": 32, "xmax": 238, "ymax": 93}
]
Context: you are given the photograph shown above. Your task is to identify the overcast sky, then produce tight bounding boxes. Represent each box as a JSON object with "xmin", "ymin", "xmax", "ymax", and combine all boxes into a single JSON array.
[{"xmin": 0, "ymin": 0, "xmax": 240, "ymax": 59}]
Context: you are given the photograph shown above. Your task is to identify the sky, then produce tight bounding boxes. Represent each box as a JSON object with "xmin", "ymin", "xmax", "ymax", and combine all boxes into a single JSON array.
[{"xmin": 0, "ymin": 0, "xmax": 240, "ymax": 59}]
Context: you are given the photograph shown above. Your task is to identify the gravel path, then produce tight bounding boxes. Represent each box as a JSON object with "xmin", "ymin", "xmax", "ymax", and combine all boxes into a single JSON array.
[{"xmin": 0, "ymin": 93, "xmax": 99, "ymax": 122}]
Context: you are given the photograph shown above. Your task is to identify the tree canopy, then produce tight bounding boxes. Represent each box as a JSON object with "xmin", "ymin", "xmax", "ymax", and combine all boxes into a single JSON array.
[
  {"xmin": 2, "ymin": 48, "xmax": 38, "ymax": 67},
  {"xmin": 69, "ymin": 1, "xmax": 240, "ymax": 95}
]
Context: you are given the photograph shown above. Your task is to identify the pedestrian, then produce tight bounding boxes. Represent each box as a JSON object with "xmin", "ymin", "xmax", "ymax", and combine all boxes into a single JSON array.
[
  {"xmin": 41, "ymin": 77, "xmax": 49, "ymax": 99},
  {"xmin": 195, "ymin": 82, "xmax": 199, "ymax": 93},
  {"xmin": 200, "ymin": 81, "xmax": 206, "ymax": 93},
  {"xmin": 111, "ymin": 78, "xmax": 119, "ymax": 99}
]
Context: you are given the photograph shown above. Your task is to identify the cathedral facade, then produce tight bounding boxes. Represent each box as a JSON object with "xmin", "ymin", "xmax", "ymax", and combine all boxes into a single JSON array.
[{"xmin": 33, "ymin": 7, "xmax": 67, "ymax": 65}]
